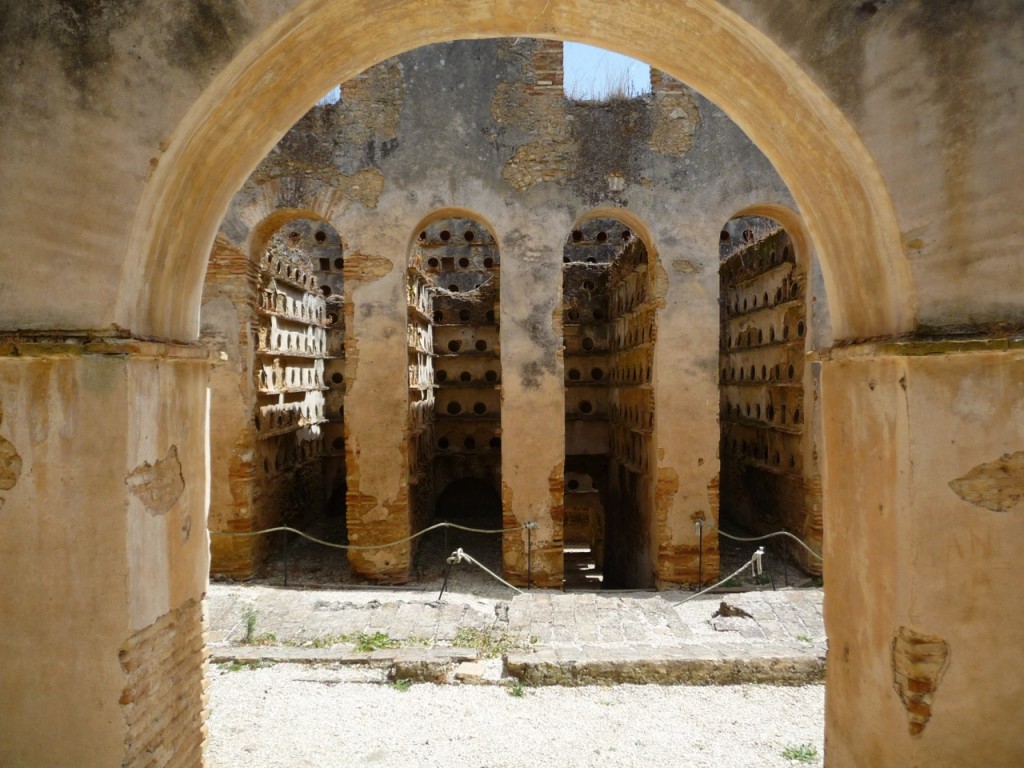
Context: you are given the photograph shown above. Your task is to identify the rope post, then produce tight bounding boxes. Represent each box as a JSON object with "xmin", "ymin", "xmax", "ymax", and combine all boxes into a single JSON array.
[
  {"xmin": 282, "ymin": 528, "xmax": 289, "ymax": 587},
  {"xmin": 437, "ymin": 555, "xmax": 455, "ymax": 602},
  {"xmin": 526, "ymin": 522, "xmax": 532, "ymax": 591},
  {"xmin": 696, "ymin": 519, "xmax": 704, "ymax": 590}
]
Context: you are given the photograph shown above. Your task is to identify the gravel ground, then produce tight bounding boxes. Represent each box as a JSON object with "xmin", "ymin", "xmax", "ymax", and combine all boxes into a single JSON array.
[{"xmin": 206, "ymin": 664, "xmax": 824, "ymax": 768}]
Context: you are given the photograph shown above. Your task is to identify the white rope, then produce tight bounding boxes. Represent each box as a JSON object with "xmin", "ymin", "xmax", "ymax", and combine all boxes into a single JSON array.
[
  {"xmin": 699, "ymin": 521, "xmax": 823, "ymax": 562},
  {"xmin": 672, "ymin": 547, "xmax": 763, "ymax": 606},
  {"xmin": 211, "ymin": 520, "xmax": 530, "ymax": 551},
  {"xmin": 448, "ymin": 548, "xmax": 523, "ymax": 594}
]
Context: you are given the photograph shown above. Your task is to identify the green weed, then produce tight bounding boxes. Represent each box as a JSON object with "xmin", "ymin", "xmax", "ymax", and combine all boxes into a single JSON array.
[
  {"xmin": 218, "ymin": 659, "xmax": 276, "ymax": 673},
  {"xmin": 781, "ymin": 743, "xmax": 818, "ymax": 763},
  {"xmin": 242, "ymin": 607, "xmax": 258, "ymax": 644},
  {"xmin": 451, "ymin": 627, "xmax": 530, "ymax": 659}
]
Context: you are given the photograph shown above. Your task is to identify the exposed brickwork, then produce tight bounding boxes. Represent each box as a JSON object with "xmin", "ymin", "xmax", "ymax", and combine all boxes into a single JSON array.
[
  {"xmin": 251, "ymin": 61, "xmax": 404, "ymax": 191},
  {"xmin": 649, "ymin": 69, "xmax": 700, "ymax": 157},
  {"xmin": 493, "ymin": 39, "xmax": 575, "ymax": 191},
  {"xmin": 891, "ymin": 626, "xmax": 951, "ymax": 736},
  {"xmin": 119, "ymin": 599, "xmax": 206, "ymax": 768}
]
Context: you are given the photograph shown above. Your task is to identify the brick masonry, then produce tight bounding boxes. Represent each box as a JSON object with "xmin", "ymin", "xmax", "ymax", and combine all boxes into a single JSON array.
[{"xmin": 119, "ymin": 599, "xmax": 207, "ymax": 768}]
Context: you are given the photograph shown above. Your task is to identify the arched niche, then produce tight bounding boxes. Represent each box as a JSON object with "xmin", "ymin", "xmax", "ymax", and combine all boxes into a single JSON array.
[{"xmin": 202, "ymin": 214, "xmax": 347, "ymax": 578}]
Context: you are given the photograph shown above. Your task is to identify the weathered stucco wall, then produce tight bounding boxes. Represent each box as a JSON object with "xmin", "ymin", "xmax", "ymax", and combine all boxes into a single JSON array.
[
  {"xmin": 0, "ymin": 342, "xmax": 208, "ymax": 767},
  {"xmin": 215, "ymin": 39, "xmax": 779, "ymax": 587},
  {"xmin": 821, "ymin": 343, "xmax": 1024, "ymax": 767},
  {"xmin": 1, "ymin": 2, "xmax": 1022, "ymax": 766}
]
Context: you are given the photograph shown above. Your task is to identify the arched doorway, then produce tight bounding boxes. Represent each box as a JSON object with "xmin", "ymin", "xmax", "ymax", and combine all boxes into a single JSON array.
[
  {"xmin": 717, "ymin": 213, "xmax": 823, "ymax": 581},
  {"xmin": 203, "ymin": 215, "xmax": 347, "ymax": 579},
  {"xmin": 406, "ymin": 213, "xmax": 505, "ymax": 573},
  {"xmin": 561, "ymin": 214, "xmax": 657, "ymax": 590}
]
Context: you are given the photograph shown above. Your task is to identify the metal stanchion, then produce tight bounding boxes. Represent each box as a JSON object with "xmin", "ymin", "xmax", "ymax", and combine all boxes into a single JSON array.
[
  {"xmin": 697, "ymin": 520, "xmax": 704, "ymax": 590},
  {"xmin": 282, "ymin": 528, "xmax": 289, "ymax": 587},
  {"xmin": 527, "ymin": 522, "xmax": 532, "ymax": 590}
]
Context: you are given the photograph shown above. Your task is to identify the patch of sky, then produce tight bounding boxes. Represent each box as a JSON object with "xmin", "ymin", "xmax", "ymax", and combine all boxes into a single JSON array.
[
  {"xmin": 563, "ymin": 42, "xmax": 651, "ymax": 101},
  {"xmin": 317, "ymin": 84, "xmax": 342, "ymax": 106}
]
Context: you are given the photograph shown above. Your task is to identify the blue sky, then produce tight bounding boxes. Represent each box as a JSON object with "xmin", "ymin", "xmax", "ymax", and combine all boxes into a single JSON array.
[
  {"xmin": 562, "ymin": 42, "xmax": 651, "ymax": 99},
  {"xmin": 318, "ymin": 42, "xmax": 652, "ymax": 106}
]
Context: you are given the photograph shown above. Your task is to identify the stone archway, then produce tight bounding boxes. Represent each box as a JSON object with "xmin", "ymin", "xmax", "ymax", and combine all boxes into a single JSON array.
[
  {"xmin": 6, "ymin": 3, "xmax": 925, "ymax": 766},
  {"xmin": 114, "ymin": 8, "xmax": 914, "ymax": 766},
  {"xmin": 119, "ymin": 0, "xmax": 913, "ymax": 345}
]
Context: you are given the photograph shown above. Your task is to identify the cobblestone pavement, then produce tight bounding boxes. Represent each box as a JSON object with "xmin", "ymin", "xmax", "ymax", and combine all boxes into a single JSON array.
[{"xmin": 206, "ymin": 580, "xmax": 825, "ymax": 685}]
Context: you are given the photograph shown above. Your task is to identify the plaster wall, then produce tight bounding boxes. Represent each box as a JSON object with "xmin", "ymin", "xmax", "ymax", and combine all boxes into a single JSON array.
[
  {"xmin": 821, "ymin": 344, "xmax": 1024, "ymax": 767},
  {"xmin": 216, "ymin": 39, "xmax": 773, "ymax": 585},
  {"xmin": 0, "ymin": 345, "xmax": 208, "ymax": 767}
]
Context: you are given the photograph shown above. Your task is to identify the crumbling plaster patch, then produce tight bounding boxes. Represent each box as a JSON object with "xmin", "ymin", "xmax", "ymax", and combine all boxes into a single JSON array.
[
  {"xmin": 948, "ymin": 451, "xmax": 1024, "ymax": 513},
  {"xmin": 0, "ymin": 402, "xmax": 22, "ymax": 491},
  {"xmin": 891, "ymin": 625, "xmax": 950, "ymax": 736},
  {"xmin": 125, "ymin": 445, "xmax": 185, "ymax": 516}
]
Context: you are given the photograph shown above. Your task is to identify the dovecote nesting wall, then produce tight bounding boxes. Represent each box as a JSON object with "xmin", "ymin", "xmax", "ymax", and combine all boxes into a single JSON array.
[
  {"xmin": 719, "ymin": 227, "xmax": 822, "ymax": 574},
  {"xmin": 560, "ymin": 220, "xmax": 656, "ymax": 588},
  {"xmin": 605, "ymin": 236, "xmax": 658, "ymax": 588},
  {"xmin": 561, "ymin": 219, "xmax": 634, "ymax": 586},
  {"xmin": 203, "ymin": 219, "xmax": 346, "ymax": 578},
  {"xmin": 412, "ymin": 219, "xmax": 503, "ymax": 525},
  {"xmin": 406, "ymin": 259, "xmax": 436, "ymax": 541}
]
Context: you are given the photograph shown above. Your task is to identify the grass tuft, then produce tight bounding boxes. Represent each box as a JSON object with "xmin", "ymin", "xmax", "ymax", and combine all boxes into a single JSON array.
[{"xmin": 781, "ymin": 743, "xmax": 818, "ymax": 763}]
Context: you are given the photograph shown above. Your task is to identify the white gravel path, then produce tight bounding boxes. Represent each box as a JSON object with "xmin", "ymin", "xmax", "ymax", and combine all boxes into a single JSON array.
[{"xmin": 207, "ymin": 664, "xmax": 824, "ymax": 767}]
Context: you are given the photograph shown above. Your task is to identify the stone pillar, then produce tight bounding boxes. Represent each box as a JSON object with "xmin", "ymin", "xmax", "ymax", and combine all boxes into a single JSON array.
[
  {"xmin": 652, "ymin": 243, "xmax": 721, "ymax": 586},
  {"xmin": 499, "ymin": 232, "xmax": 565, "ymax": 587},
  {"xmin": 343, "ymin": 252, "xmax": 413, "ymax": 581},
  {"xmin": 821, "ymin": 341, "xmax": 1024, "ymax": 767},
  {"xmin": 0, "ymin": 338, "xmax": 209, "ymax": 768}
]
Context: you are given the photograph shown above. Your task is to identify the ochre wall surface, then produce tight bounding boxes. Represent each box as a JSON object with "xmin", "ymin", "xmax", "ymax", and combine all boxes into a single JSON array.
[
  {"xmin": 1, "ymin": 2, "xmax": 1022, "ymax": 766},
  {"xmin": 821, "ymin": 343, "xmax": 1024, "ymax": 766}
]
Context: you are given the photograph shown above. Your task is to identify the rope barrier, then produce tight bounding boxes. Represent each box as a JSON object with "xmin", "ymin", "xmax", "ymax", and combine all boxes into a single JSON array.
[
  {"xmin": 211, "ymin": 520, "xmax": 531, "ymax": 552},
  {"xmin": 714, "ymin": 528, "xmax": 823, "ymax": 561},
  {"xmin": 672, "ymin": 547, "xmax": 764, "ymax": 606},
  {"xmin": 446, "ymin": 548, "xmax": 524, "ymax": 595}
]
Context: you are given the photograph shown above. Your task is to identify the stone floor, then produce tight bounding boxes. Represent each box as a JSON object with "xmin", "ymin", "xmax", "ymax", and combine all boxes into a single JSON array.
[
  {"xmin": 208, "ymin": 513, "xmax": 825, "ymax": 685},
  {"xmin": 206, "ymin": 580, "xmax": 825, "ymax": 686}
]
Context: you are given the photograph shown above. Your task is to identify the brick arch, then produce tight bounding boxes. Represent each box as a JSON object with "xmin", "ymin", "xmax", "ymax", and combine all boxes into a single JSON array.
[{"xmin": 119, "ymin": 0, "xmax": 914, "ymax": 342}]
